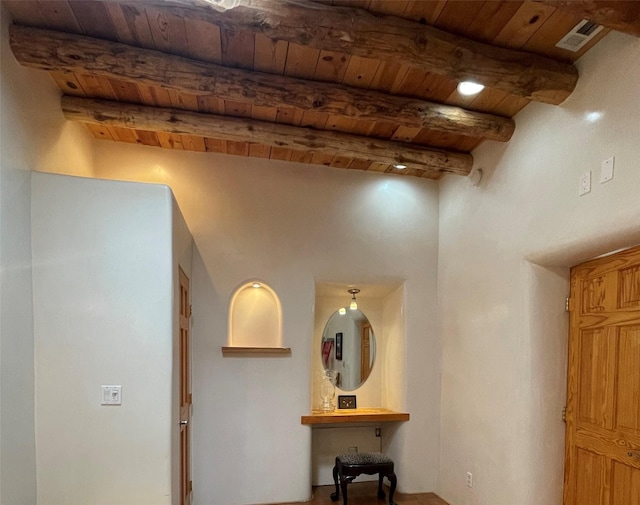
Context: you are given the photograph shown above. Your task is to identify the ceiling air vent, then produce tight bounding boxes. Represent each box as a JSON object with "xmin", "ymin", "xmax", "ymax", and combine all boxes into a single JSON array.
[{"xmin": 556, "ymin": 19, "xmax": 604, "ymax": 52}]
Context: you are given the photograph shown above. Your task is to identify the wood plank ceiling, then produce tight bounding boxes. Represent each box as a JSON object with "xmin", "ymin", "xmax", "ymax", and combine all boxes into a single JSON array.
[{"xmin": 4, "ymin": 0, "xmax": 640, "ymax": 179}]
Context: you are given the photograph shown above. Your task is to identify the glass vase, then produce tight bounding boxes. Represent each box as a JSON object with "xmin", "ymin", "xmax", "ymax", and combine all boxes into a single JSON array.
[{"xmin": 320, "ymin": 369, "xmax": 337, "ymax": 412}]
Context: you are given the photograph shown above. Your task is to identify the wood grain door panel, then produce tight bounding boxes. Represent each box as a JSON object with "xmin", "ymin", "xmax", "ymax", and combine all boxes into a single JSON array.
[
  {"xmin": 577, "ymin": 327, "xmax": 617, "ymax": 430},
  {"xmin": 611, "ymin": 461, "xmax": 640, "ymax": 505},
  {"xmin": 574, "ymin": 448, "xmax": 607, "ymax": 505},
  {"xmin": 617, "ymin": 325, "xmax": 640, "ymax": 434}
]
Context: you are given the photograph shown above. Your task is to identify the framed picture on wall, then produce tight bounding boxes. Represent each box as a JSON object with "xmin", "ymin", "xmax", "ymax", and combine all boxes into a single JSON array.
[
  {"xmin": 335, "ymin": 332, "xmax": 343, "ymax": 360},
  {"xmin": 321, "ymin": 338, "xmax": 334, "ymax": 369}
]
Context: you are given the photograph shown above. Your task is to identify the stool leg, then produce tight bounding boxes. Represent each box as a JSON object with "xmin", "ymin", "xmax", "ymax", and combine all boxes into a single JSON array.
[
  {"xmin": 330, "ymin": 464, "xmax": 340, "ymax": 502},
  {"xmin": 377, "ymin": 473, "xmax": 386, "ymax": 499},
  {"xmin": 340, "ymin": 476, "xmax": 349, "ymax": 505},
  {"xmin": 387, "ymin": 472, "xmax": 397, "ymax": 505}
]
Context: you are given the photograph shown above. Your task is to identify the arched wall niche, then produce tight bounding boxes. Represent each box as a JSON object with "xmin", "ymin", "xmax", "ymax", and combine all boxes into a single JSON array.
[{"xmin": 224, "ymin": 280, "xmax": 289, "ymax": 356}]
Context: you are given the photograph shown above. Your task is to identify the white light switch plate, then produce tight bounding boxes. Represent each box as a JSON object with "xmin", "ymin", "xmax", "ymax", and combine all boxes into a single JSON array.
[
  {"xmin": 101, "ymin": 385, "xmax": 122, "ymax": 405},
  {"xmin": 579, "ymin": 171, "xmax": 591, "ymax": 196},
  {"xmin": 601, "ymin": 156, "xmax": 614, "ymax": 183}
]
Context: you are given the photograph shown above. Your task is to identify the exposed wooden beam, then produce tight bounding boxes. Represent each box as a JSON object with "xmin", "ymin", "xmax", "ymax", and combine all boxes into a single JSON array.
[
  {"xmin": 60, "ymin": 96, "xmax": 473, "ymax": 176},
  {"xmin": 110, "ymin": 0, "xmax": 579, "ymax": 104},
  {"xmin": 538, "ymin": 1, "xmax": 640, "ymax": 37},
  {"xmin": 9, "ymin": 25, "xmax": 514, "ymax": 143}
]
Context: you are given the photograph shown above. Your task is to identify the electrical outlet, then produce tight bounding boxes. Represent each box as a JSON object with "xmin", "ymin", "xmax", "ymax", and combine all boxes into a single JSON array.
[
  {"xmin": 579, "ymin": 171, "xmax": 591, "ymax": 196},
  {"xmin": 466, "ymin": 472, "xmax": 473, "ymax": 488},
  {"xmin": 101, "ymin": 385, "xmax": 122, "ymax": 405}
]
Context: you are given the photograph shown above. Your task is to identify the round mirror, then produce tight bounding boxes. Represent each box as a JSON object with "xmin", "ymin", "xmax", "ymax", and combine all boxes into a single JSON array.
[{"xmin": 320, "ymin": 308, "xmax": 376, "ymax": 391}]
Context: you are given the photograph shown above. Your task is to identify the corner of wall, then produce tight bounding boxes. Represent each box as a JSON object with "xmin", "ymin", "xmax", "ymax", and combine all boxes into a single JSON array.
[
  {"xmin": 1, "ymin": 3, "xmax": 96, "ymax": 178},
  {"xmin": 1, "ymin": 7, "xmax": 36, "ymax": 504}
]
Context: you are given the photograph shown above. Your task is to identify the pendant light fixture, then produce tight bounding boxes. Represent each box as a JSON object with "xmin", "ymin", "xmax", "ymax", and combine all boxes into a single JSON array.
[{"xmin": 348, "ymin": 288, "xmax": 360, "ymax": 310}]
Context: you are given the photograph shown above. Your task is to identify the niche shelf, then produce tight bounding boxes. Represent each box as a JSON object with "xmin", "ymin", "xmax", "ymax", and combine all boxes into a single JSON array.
[
  {"xmin": 301, "ymin": 408, "xmax": 410, "ymax": 425},
  {"xmin": 224, "ymin": 280, "xmax": 288, "ymax": 357},
  {"xmin": 221, "ymin": 346, "xmax": 291, "ymax": 356}
]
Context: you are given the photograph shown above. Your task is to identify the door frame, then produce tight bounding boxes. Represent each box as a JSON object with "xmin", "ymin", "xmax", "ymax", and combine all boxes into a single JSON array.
[{"xmin": 179, "ymin": 267, "xmax": 192, "ymax": 505}]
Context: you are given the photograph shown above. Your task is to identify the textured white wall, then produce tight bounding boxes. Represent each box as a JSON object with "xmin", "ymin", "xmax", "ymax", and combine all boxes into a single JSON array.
[
  {"xmin": 438, "ymin": 31, "xmax": 640, "ymax": 505},
  {"xmin": 91, "ymin": 147, "xmax": 441, "ymax": 503},
  {"xmin": 31, "ymin": 174, "xmax": 175, "ymax": 505},
  {"xmin": 380, "ymin": 285, "xmax": 405, "ymax": 413},
  {"xmin": 312, "ymin": 427, "xmax": 381, "ymax": 485},
  {"xmin": 0, "ymin": 5, "xmax": 94, "ymax": 505}
]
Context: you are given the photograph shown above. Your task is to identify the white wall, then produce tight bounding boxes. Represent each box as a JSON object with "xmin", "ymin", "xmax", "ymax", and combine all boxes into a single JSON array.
[
  {"xmin": 438, "ymin": 31, "xmax": 640, "ymax": 505},
  {"xmin": 312, "ymin": 427, "xmax": 381, "ymax": 485},
  {"xmin": 90, "ymin": 147, "xmax": 441, "ymax": 503},
  {"xmin": 31, "ymin": 173, "xmax": 177, "ymax": 505},
  {"xmin": 0, "ymin": 5, "xmax": 94, "ymax": 504},
  {"xmin": 381, "ymin": 285, "xmax": 405, "ymax": 413}
]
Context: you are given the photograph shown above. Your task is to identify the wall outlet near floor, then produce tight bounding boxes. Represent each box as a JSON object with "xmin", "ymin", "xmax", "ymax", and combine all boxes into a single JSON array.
[{"xmin": 466, "ymin": 472, "xmax": 473, "ymax": 488}]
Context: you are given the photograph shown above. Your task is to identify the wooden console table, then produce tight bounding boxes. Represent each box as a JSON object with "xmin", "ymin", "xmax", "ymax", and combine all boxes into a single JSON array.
[{"xmin": 301, "ymin": 408, "xmax": 409, "ymax": 426}]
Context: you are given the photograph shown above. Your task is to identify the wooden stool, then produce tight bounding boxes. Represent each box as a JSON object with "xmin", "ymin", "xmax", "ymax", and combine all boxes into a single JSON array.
[{"xmin": 330, "ymin": 452, "xmax": 397, "ymax": 505}]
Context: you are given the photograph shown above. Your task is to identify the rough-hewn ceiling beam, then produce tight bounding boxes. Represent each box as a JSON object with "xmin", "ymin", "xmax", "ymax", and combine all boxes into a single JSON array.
[
  {"xmin": 61, "ymin": 96, "xmax": 473, "ymax": 176},
  {"xmin": 538, "ymin": 1, "xmax": 640, "ymax": 37},
  {"xmin": 9, "ymin": 25, "xmax": 514, "ymax": 143},
  {"xmin": 110, "ymin": 0, "xmax": 579, "ymax": 104}
]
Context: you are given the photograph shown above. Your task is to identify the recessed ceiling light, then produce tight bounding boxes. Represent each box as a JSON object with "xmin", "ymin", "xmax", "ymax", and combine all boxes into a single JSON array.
[
  {"xmin": 457, "ymin": 81, "xmax": 485, "ymax": 96},
  {"xmin": 393, "ymin": 164, "xmax": 407, "ymax": 170},
  {"xmin": 584, "ymin": 111, "xmax": 604, "ymax": 123}
]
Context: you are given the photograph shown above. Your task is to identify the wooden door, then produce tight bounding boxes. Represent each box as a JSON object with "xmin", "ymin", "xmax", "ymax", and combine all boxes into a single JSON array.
[
  {"xmin": 179, "ymin": 268, "xmax": 192, "ymax": 505},
  {"xmin": 360, "ymin": 321, "xmax": 372, "ymax": 383},
  {"xmin": 564, "ymin": 246, "xmax": 640, "ymax": 505}
]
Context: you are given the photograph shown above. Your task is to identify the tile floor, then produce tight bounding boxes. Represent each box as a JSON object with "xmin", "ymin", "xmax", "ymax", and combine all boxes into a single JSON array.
[{"xmin": 268, "ymin": 482, "xmax": 450, "ymax": 505}]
